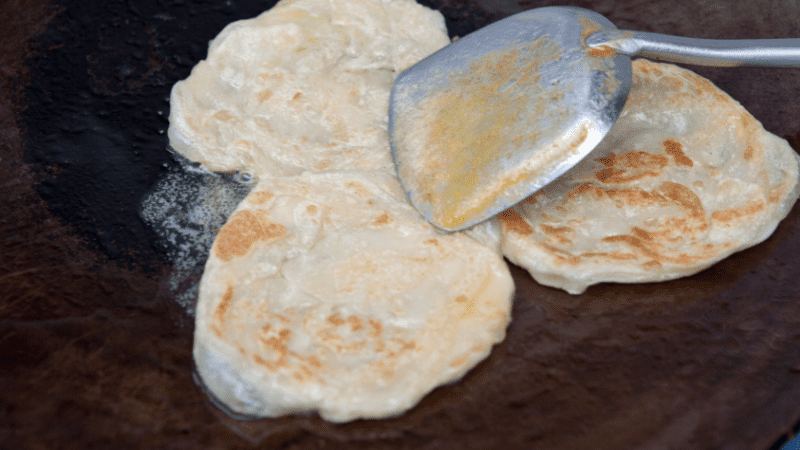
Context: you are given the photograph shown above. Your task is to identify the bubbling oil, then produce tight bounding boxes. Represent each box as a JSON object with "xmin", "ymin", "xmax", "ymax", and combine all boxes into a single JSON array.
[{"xmin": 139, "ymin": 149, "xmax": 255, "ymax": 315}]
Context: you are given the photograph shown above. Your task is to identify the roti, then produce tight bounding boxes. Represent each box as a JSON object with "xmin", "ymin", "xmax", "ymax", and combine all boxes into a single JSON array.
[
  {"xmin": 193, "ymin": 171, "xmax": 513, "ymax": 422},
  {"xmin": 167, "ymin": 0, "xmax": 450, "ymax": 178},
  {"xmin": 493, "ymin": 59, "xmax": 800, "ymax": 294},
  {"xmin": 176, "ymin": 0, "xmax": 516, "ymax": 423}
]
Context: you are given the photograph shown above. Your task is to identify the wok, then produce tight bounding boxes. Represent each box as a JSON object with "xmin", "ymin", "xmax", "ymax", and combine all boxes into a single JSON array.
[{"xmin": 2, "ymin": 0, "xmax": 800, "ymax": 448}]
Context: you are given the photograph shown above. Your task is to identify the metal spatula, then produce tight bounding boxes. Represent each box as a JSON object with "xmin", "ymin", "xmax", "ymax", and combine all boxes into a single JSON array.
[{"xmin": 388, "ymin": 6, "xmax": 800, "ymax": 231}]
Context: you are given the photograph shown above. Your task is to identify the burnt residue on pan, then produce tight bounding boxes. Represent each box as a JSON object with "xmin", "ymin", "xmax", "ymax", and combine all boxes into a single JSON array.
[
  {"xmin": 2, "ymin": 0, "xmax": 800, "ymax": 449},
  {"xmin": 19, "ymin": 0, "xmax": 280, "ymax": 272}
]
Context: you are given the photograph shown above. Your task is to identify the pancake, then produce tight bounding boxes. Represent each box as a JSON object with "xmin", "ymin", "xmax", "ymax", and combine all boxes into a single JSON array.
[
  {"xmin": 493, "ymin": 59, "xmax": 800, "ymax": 294},
  {"xmin": 193, "ymin": 171, "xmax": 514, "ymax": 422},
  {"xmin": 167, "ymin": 0, "xmax": 450, "ymax": 178}
]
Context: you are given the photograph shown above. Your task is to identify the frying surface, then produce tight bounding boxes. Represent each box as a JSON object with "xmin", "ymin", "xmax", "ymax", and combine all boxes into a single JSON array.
[{"xmin": 2, "ymin": 0, "xmax": 800, "ymax": 449}]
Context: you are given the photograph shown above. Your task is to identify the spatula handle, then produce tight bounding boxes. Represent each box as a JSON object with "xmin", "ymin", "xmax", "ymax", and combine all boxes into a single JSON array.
[{"xmin": 587, "ymin": 30, "xmax": 800, "ymax": 67}]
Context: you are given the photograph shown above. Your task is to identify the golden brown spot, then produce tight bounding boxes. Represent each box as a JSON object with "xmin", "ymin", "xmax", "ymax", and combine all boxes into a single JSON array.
[
  {"xmin": 249, "ymin": 191, "xmax": 275, "ymax": 205},
  {"xmin": 657, "ymin": 182, "xmax": 704, "ymax": 219},
  {"xmin": 643, "ymin": 260, "xmax": 662, "ymax": 270},
  {"xmin": 633, "ymin": 59, "xmax": 663, "ymax": 77},
  {"xmin": 743, "ymin": 145, "xmax": 755, "ymax": 161},
  {"xmin": 605, "ymin": 187, "xmax": 665, "ymax": 208},
  {"xmin": 313, "ymin": 160, "xmax": 332, "ymax": 170},
  {"xmin": 768, "ymin": 184, "xmax": 787, "ymax": 204},
  {"xmin": 594, "ymin": 151, "xmax": 670, "ymax": 184},
  {"xmin": 631, "ymin": 227, "xmax": 654, "ymax": 241},
  {"xmin": 329, "ymin": 339, "xmax": 367, "ymax": 353},
  {"xmin": 292, "ymin": 92, "xmax": 302, "ymax": 100},
  {"xmin": 306, "ymin": 205, "xmax": 318, "ymax": 214},
  {"xmin": 327, "ymin": 313, "xmax": 345, "ymax": 326},
  {"xmin": 658, "ymin": 75, "xmax": 683, "ymax": 92},
  {"xmin": 595, "ymin": 152, "xmax": 617, "ymax": 167},
  {"xmin": 215, "ymin": 284, "xmax": 234, "ymax": 325},
  {"xmin": 588, "ymin": 45, "xmax": 614, "ymax": 57},
  {"xmin": 498, "ymin": 209, "xmax": 533, "ymax": 236},
  {"xmin": 740, "ymin": 111, "xmax": 758, "ymax": 130},
  {"xmin": 212, "ymin": 110, "xmax": 234, "ymax": 121},
  {"xmin": 399, "ymin": 340, "xmax": 416, "ymax": 351},
  {"xmin": 424, "ymin": 238, "xmax": 440, "ymax": 246},
  {"xmin": 368, "ymin": 319, "xmax": 382, "ymax": 338},
  {"xmin": 520, "ymin": 190, "xmax": 546, "ymax": 206},
  {"xmin": 372, "ymin": 211, "xmax": 390, "ymax": 226},
  {"xmin": 348, "ymin": 315, "xmax": 364, "ymax": 332},
  {"xmin": 682, "ymin": 70, "xmax": 726, "ymax": 101},
  {"xmin": 540, "ymin": 224, "xmax": 573, "ymax": 244},
  {"xmin": 582, "ymin": 251, "xmax": 637, "ymax": 261},
  {"xmin": 257, "ymin": 89, "xmax": 273, "ymax": 103},
  {"xmin": 595, "ymin": 167, "xmax": 624, "ymax": 182},
  {"xmin": 308, "ymin": 355, "xmax": 322, "ymax": 368},
  {"xmin": 253, "ymin": 354, "xmax": 278, "ymax": 371},
  {"xmin": 602, "ymin": 235, "xmax": 660, "ymax": 260},
  {"xmin": 261, "ymin": 337, "xmax": 287, "ymax": 356},
  {"xmin": 618, "ymin": 151, "xmax": 670, "ymax": 170},
  {"xmin": 253, "ymin": 117, "xmax": 273, "ymax": 131},
  {"xmin": 663, "ymin": 139, "xmax": 693, "ymax": 167},
  {"xmin": 213, "ymin": 210, "xmax": 287, "ymax": 262},
  {"xmin": 711, "ymin": 200, "xmax": 765, "ymax": 222},
  {"xmin": 233, "ymin": 140, "xmax": 250, "ymax": 149},
  {"xmin": 456, "ymin": 295, "xmax": 469, "ymax": 303},
  {"xmin": 211, "ymin": 324, "xmax": 222, "ymax": 337},
  {"xmin": 568, "ymin": 182, "xmax": 595, "ymax": 199},
  {"xmin": 345, "ymin": 182, "xmax": 371, "ymax": 198},
  {"xmin": 450, "ymin": 355, "xmax": 469, "ymax": 368},
  {"xmin": 540, "ymin": 243, "xmax": 581, "ymax": 264},
  {"xmin": 259, "ymin": 327, "xmax": 292, "ymax": 361}
]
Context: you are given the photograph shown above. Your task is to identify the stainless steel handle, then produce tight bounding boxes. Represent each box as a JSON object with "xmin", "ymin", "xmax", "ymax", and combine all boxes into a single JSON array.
[{"xmin": 586, "ymin": 30, "xmax": 800, "ymax": 67}]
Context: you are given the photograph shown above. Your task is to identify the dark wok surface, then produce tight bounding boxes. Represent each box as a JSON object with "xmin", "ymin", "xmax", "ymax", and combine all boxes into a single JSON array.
[{"xmin": 2, "ymin": 0, "xmax": 800, "ymax": 448}]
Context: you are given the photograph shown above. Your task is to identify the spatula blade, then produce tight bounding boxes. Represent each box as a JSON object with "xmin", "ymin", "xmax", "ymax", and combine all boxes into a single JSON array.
[{"xmin": 389, "ymin": 6, "xmax": 631, "ymax": 231}]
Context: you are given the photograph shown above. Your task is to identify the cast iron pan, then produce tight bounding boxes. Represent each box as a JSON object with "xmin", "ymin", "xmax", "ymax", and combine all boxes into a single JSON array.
[{"xmin": 3, "ymin": 0, "xmax": 800, "ymax": 448}]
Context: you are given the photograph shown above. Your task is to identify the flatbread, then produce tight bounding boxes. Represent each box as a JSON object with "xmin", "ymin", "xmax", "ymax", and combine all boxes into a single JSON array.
[
  {"xmin": 492, "ymin": 59, "xmax": 800, "ymax": 294},
  {"xmin": 167, "ymin": 0, "xmax": 450, "ymax": 178},
  {"xmin": 194, "ymin": 171, "xmax": 514, "ymax": 422}
]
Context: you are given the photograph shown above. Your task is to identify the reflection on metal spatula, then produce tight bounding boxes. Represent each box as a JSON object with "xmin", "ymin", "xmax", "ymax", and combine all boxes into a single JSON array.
[{"xmin": 389, "ymin": 6, "xmax": 800, "ymax": 231}]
